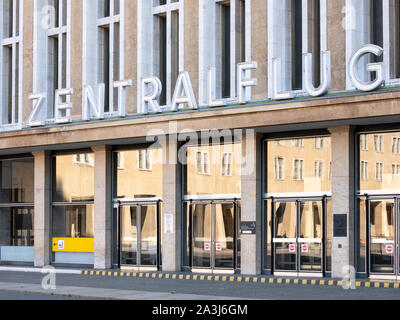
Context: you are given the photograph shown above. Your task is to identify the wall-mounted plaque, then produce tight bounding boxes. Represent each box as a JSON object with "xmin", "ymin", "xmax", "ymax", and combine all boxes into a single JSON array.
[
  {"xmin": 334, "ymin": 214, "xmax": 347, "ymax": 237},
  {"xmin": 241, "ymin": 221, "xmax": 257, "ymax": 235}
]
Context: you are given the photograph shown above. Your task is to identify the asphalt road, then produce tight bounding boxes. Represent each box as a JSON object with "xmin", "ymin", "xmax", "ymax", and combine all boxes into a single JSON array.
[{"xmin": 0, "ymin": 271, "xmax": 398, "ymax": 300}]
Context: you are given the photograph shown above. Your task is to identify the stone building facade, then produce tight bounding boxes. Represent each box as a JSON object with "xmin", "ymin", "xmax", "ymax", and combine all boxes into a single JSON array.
[{"xmin": 0, "ymin": 0, "xmax": 399, "ymax": 280}]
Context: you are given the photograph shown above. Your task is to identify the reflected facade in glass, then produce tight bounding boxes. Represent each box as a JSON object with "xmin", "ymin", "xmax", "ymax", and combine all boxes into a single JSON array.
[
  {"xmin": 183, "ymin": 142, "xmax": 241, "ymax": 272},
  {"xmin": 0, "ymin": 158, "xmax": 34, "ymax": 204},
  {"xmin": 357, "ymin": 132, "xmax": 400, "ymax": 277},
  {"xmin": 53, "ymin": 153, "xmax": 95, "ymax": 203},
  {"xmin": 266, "ymin": 137, "xmax": 332, "ymax": 194},
  {"xmin": 51, "ymin": 153, "xmax": 95, "ymax": 265},
  {"xmin": 114, "ymin": 148, "xmax": 163, "ymax": 199},
  {"xmin": 113, "ymin": 148, "xmax": 163, "ymax": 268},
  {"xmin": 185, "ymin": 143, "xmax": 242, "ymax": 196},
  {"xmin": 0, "ymin": 158, "xmax": 34, "ymax": 263},
  {"xmin": 265, "ymin": 136, "xmax": 332, "ymax": 274}
]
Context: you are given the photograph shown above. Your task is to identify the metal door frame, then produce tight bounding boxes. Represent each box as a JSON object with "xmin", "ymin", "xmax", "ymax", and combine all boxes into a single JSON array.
[
  {"xmin": 367, "ymin": 196, "xmax": 399, "ymax": 280},
  {"xmin": 272, "ymin": 198, "xmax": 325, "ymax": 277},
  {"xmin": 116, "ymin": 200, "xmax": 162, "ymax": 271},
  {"xmin": 189, "ymin": 200, "xmax": 239, "ymax": 274}
]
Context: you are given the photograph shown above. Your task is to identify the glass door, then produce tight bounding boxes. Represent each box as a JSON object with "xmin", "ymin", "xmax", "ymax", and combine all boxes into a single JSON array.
[
  {"xmin": 273, "ymin": 200, "xmax": 324, "ymax": 276},
  {"xmin": 368, "ymin": 198, "xmax": 397, "ymax": 278},
  {"xmin": 190, "ymin": 201, "xmax": 239, "ymax": 273},
  {"xmin": 273, "ymin": 201, "xmax": 297, "ymax": 271},
  {"xmin": 118, "ymin": 202, "xmax": 161, "ymax": 270},
  {"xmin": 192, "ymin": 203, "xmax": 212, "ymax": 269},
  {"xmin": 299, "ymin": 202, "xmax": 323, "ymax": 272}
]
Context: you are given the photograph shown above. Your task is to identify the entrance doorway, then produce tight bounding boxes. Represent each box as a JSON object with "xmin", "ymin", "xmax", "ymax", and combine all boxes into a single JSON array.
[
  {"xmin": 367, "ymin": 197, "xmax": 399, "ymax": 280},
  {"xmin": 186, "ymin": 200, "xmax": 240, "ymax": 274},
  {"xmin": 272, "ymin": 199, "xmax": 324, "ymax": 277},
  {"xmin": 116, "ymin": 201, "xmax": 162, "ymax": 271}
]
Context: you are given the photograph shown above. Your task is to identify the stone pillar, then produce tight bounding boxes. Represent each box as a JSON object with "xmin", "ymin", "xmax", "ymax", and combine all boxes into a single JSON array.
[
  {"xmin": 329, "ymin": 126, "xmax": 355, "ymax": 278},
  {"xmin": 240, "ymin": 131, "xmax": 262, "ymax": 275},
  {"xmin": 162, "ymin": 136, "xmax": 182, "ymax": 272},
  {"xmin": 33, "ymin": 151, "xmax": 51, "ymax": 267},
  {"xmin": 92, "ymin": 146, "xmax": 112, "ymax": 269}
]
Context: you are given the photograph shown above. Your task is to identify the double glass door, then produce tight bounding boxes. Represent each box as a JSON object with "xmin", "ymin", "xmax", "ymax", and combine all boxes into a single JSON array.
[
  {"xmin": 117, "ymin": 202, "xmax": 161, "ymax": 270},
  {"xmin": 368, "ymin": 198, "xmax": 399, "ymax": 279},
  {"xmin": 273, "ymin": 200, "xmax": 324, "ymax": 276},
  {"xmin": 188, "ymin": 201, "xmax": 240, "ymax": 273}
]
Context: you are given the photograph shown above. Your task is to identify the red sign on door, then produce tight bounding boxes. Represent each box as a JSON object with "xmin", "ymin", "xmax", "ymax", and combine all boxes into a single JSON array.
[
  {"xmin": 386, "ymin": 244, "xmax": 394, "ymax": 255},
  {"xmin": 301, "ymin": 244, "xmax": 309, "ymax": 253},
  {"xmin": 289, "ymin": 244, "xmax": 296, "ymax": 253},
  {"xmin": 216, "ymin": 243, "xmax": 222, "ymax": 252},
  {"xmin": 204, "ymin": 243, "xmax": 211, "ymax": 251}
]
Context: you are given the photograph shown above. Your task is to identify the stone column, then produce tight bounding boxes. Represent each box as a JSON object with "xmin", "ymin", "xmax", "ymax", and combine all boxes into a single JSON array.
[
  {"xmin": 329, "ymin": 126, "xmax": 355, "ymax": 278},
  {"xmin": 92, "ymin": 146, "xmax": 112, "ymax": 269},
  {"xmin": 33, "ymin": 151, "xmax": 51, "ymax": 268},
  {"xmin": 162, "ymin": 136, "xmax": 182, "ymax": 272},
  {"xmin": 240, "ymin": 131, "xmax": 262, "ymax": 275}
]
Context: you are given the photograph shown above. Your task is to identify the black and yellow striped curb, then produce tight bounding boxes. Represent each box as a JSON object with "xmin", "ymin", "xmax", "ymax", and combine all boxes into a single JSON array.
[{"xmin": 80, "ymin": 270, "xmax": 400, "ymax": 289}]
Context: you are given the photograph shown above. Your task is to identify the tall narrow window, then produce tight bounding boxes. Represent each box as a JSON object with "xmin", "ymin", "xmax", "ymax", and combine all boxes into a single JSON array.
[
  {"xmin": 374, "ymin": 135, "xmax": 384, "ymax": 153},
  {"xmin": 268, "ymin": 0, "xmax": 326, "ymax": 97},
  {"xmin": 215, "ymin": 0, "xmax": 246, "ymax": 99},
  {"xmin": 361, "ymin": 161, "xmax": 369, "ymax": 181},
  {"xmin": 360, "ymin": 134, "xmax": 368, "ymax": 151},
  {"xmin": 314, "ymin": 160, "xmax": 323, "ymax": 180},
  {"xmin": 150, "ymin": 0, "xmax": 181, "ymax": 106},
  {"xmin": 0, "ymin": 0, "xmax": 23, "ymax": 126},
  {"xmin": 392, "ymin": 137, "xmax": 400, "ymax": 154},
  {"xmin": 392, "ymin": 164, "xmax": 400, "ymax": 180},
  {"xmin": 222, "ymin": 152, "xmax": 233, "ymax": 177},
  {"xmin": 315, "ymin": 137, "xmax": 325, "ymax": 149},
  {"xmin": 291, "ymin": 0, "xmax": 303, "ymax": 90},
  {"xmin": 48, "ymin": 0, "xmax": 69, "ymax": 119},
  {"xmin": 274, "ymin": 156, "xmax": 284, "ymax": 181},
  {"xmin": 375, "ymin": 162, "xmax": 384, "ymax": 181},
  {"xmin": 293, "ymin": 159, "xmax": 304, "ymax": 181},
  {"xmin": 307, "ymin": 0, "xmax": 321, "ymax": 88},
  {"xmin": 373, "ymin": 0, "xmax": 400, "ymax": 84},
  {"xmin": 98, "ymin": 0, "xmax": 122, "ymax": 114},
  {"xmin": 221, "ymin": 3, "xmax": 231, "ymax": 98},
  {"xmin": 371, "ymin": 0, "xmax": 383, "ymax": 64}
]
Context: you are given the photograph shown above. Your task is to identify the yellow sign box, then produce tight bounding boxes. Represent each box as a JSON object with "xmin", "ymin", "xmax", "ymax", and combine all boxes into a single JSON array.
[{"xmin": 52, "ymin": 238, "xmax": 95, "ymax": 253}]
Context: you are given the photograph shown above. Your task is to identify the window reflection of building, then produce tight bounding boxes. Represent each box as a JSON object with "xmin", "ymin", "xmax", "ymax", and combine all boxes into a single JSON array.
[
  {"xmin": 0, "ymin": 158, "xmax": 34, "ymax": 262},
  {"xmin": 115, "ymin": 148, "xmax": 163, "ymax": 199},
  {"xmin": 138, "ymin": 149, "xmax": 152, "ymax": 171},
  {"xmin": 221, "ymin": 153, "xmax": 232, "ymax": 177},
  {"xmin": 267, "ymin": 137, "xmax": 332, "ymax": 194},
  {"xmin": 293, "ymin": 159, "xmax": 304, "ymax": 181},
  {"xmin": 266, "ymin": 136, "xmax": 332, "ymax": 273},
  {"xmin": 52, "ymin": 153, "xmax": 95, "ymax": 264},
  {"xmin": 186, "ymin": 143, "xmax": 241, "ymax": 196},
  {"xmin": 358, "ymin": 131, "xmax": 400, "ymax": 274},
  {"xmin": 374, "ymin": 134, "xmax": 384, "ymax": 153},
  {"xmin": 184, "ymin": 142, "xmax": 242, "ymax": 271},
  {"xmin": 114, "ymin": 147, "xmax": 162, "ymax": 268},
  {"xmin": 359, "ymin": 132, "xmax": 400, "ymax": 191}
]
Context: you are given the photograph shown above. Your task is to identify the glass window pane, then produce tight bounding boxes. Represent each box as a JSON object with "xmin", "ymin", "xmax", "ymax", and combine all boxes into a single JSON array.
[
  {"xmin": 267, "ymin": 137, "xmax": 332, "ymax": 194},
  {"xmin": 359, "ymin": 131, "xmax": 400, "ymax": 192},
  {"xmin": 140, "ymin": 205, "xmax": 158, "ymax": 266},
  {"xmin": 326, "ymin": 198, "xmax": 332, "ymax": 272},
  {"xmin": 357, "ymin": 198, "xmax": 366, "ymax": 273},
  {"xmin": 52, "ymin": 154, "xmax": 95, "ymax": 203},
  {"xmin": 115, "ymin": 149, "xmax": 163, "ymax": 199},
  {"xmin": 52, "ymin": 205, "xmax": 94, "ymax": 238},
  {"xmin": 185, "ymin": 143, "xmax": 242, "ymax": 196},
  {"xmin": 0, "ymin": 158, "xmax": 34, "ymax": 204},
  {"xmin": 263, "ymin": 200, "xmax": 272, "ymax": 270}
]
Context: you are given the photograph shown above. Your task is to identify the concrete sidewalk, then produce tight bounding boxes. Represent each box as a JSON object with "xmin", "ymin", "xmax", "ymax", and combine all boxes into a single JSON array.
[{"xmin": 0, "ymin": 282, "xmax": 252, "ymax": 300}]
